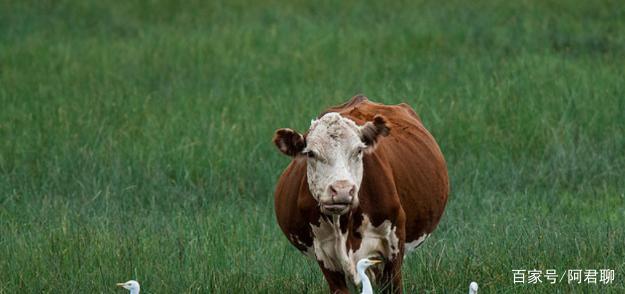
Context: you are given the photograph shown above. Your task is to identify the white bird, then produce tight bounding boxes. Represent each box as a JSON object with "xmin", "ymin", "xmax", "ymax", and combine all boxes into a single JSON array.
[
  {"xmin": 357, "ymin": 257, "xmax": 382, "ymax": 294},
  {"xmin": 469, "ymin": 281, "xmax": 478, "ymax": 294},
  {"xmin": 116, "ymin": 280, "xmax": 140, "ymax": 294}
]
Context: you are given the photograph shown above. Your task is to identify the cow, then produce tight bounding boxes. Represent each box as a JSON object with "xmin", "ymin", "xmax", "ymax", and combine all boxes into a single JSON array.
[{"xmin": 273, "ymin": 95, "xmax": 449, "ymax": 293}]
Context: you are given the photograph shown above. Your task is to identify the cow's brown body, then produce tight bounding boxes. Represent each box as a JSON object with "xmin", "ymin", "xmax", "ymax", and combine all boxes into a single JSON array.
[{"xmin": 274, "ymin": 96, "xmax": 449, "ymax": 293}]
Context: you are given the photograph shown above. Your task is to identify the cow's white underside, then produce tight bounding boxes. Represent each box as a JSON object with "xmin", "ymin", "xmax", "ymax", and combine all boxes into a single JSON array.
[{"xmin": 405, "ymin": 233, "xmax": 429, "ymax": 255}]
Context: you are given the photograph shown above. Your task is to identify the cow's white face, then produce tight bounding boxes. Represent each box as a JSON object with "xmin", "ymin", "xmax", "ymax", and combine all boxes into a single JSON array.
[{"xmin": 274, "ymin": 112, "xmax": 389, "ymax": 215}]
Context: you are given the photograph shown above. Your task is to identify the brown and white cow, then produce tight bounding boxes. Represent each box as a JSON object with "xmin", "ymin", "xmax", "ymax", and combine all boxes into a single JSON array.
[{"xmin": 273, "ymin": 96, "xmax": 449, "ymax": 293}]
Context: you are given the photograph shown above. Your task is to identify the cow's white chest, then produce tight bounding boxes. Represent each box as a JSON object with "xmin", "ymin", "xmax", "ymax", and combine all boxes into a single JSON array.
[{"xmin": 309, "ymin": 214, "xmax": 399, "ymax": 284}]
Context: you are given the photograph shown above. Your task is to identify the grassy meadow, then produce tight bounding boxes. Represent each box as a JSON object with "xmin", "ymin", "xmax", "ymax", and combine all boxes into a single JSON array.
[{"xmin": 1, "ymin": 0, "xmax": 624, "ymax": 292}]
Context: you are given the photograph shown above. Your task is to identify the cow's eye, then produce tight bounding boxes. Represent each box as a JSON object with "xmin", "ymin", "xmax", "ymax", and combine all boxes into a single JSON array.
[{"xmin": 307, "ymin": 151, "xmax": 316, "ymax": 159}]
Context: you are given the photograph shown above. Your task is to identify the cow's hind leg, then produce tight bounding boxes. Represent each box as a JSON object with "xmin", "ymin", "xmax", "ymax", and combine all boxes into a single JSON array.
[{"xmin": 319, "ymin": 264, "xmax": 349, "ymax": 294}]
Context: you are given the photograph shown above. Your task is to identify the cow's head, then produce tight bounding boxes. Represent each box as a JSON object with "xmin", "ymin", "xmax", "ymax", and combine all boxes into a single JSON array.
[{"xmin": 274, "ymin": 112, "xmax": 390, "ymax": 215}]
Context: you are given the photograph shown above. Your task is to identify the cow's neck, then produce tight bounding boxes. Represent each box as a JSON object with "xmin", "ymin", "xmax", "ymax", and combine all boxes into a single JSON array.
[
  {"xmin": 331, "ymin": 214, "xmax": 353, "ymax": 275},
  {"xmin": 311, "ymin": 211, "xmax": 360, "ymax": 281}
]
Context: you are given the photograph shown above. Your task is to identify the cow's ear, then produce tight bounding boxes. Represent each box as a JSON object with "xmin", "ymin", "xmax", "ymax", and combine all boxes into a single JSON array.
[
  {"xmin": 273, "ymin": 128, "xmax": 306, "ymax": 157},
  {"xmin": 360, "ymin": 115, "xmax": 390, "ymax": 150}
]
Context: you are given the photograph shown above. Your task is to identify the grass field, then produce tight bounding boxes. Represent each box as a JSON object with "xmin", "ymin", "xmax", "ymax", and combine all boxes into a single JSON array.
[{"xmin": 1, "ymin": 0, "xmax": 624, "ymax": 292}]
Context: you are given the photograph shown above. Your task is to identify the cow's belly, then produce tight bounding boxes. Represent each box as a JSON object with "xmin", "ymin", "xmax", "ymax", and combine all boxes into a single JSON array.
[{"xmin": 309, "ymin": 214, "xmax": 400, "ymax": 284}]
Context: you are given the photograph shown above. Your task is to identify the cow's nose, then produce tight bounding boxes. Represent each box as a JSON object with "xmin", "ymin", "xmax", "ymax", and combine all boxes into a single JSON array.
[{"xmin": 329, "ymin": 180, "xmax": 356, "ymax": 203}]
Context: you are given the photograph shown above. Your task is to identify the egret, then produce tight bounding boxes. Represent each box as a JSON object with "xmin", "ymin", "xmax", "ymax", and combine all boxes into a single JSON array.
[
  {"xmin": 356, "ymin": 257, "xmax": 382, "ymax": 294},
  {"xmin": 469, "ymin": 281, "xmax": 478, "ymax": 294},
  {"xmin": 116, "ymin": 280, "xmax": 140, "ymax": 294}
]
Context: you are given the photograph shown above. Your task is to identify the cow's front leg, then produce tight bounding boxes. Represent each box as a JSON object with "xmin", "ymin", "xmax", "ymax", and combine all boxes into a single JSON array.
[
  {"xmin": 319, "ymin": 263, "xmax": 349, "ymax": 294},
  {"xmin": 379, "ymin": 213, "xmax": 406, "ymax": 294},
  {"xmin": 380, "ymin": 253, "xmax": 404, "ymax": 294}
]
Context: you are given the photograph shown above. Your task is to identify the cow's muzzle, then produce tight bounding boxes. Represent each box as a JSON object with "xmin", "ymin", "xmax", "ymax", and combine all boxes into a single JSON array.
[{"xmin": 320, "ymin": 180, "xmax": 356, "ymax": 215}]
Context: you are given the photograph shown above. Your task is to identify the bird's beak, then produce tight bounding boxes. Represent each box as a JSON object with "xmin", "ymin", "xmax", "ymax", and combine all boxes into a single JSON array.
[
  {"xmin": 370, "ymin": 258, "xmax": 383, "ymax": 264},
  {"xmin": 116, "ymin": 283, "xmax": 125, "ymax": 287}
]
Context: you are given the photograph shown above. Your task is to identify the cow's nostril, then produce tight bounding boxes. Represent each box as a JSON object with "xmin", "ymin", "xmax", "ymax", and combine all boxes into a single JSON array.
[
  {"xmin": 330, "ymin": 186, "xmax": 337, "ymax": 195},
  {"xmin": 349, "ymin": 187, "xmax": 355, "ymax": 196}
]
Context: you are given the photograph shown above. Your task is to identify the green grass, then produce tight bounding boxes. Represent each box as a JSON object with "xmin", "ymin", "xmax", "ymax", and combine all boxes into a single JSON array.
[{"xmin": 1, "ymin": 0, "xmax": 624, "ymax": 292}]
